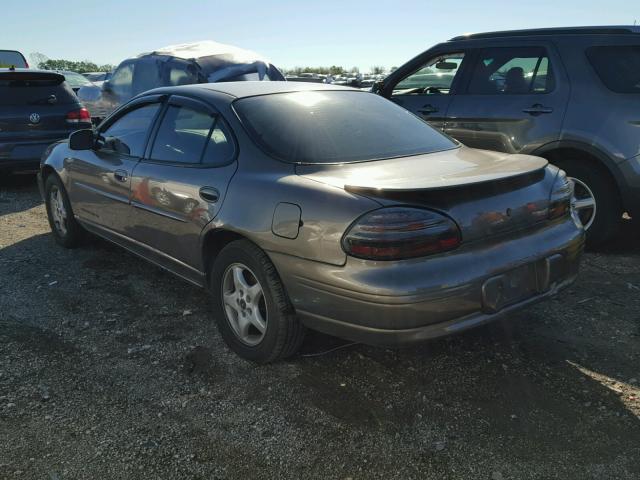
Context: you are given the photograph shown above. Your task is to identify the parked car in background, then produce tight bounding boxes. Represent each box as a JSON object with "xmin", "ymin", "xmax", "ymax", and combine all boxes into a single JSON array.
[
  {"xmin": 375, "ymin": 26, "xmax": 640, "ymax": 246},
  {"xmin": 78, "ymin": 40, "xmax": 285, "ymax": 122},
  {"xmin": 54, "ymin": 70, "xmax": 93, "ymax": 93},
  {"xmin": 39, "ymin": 82, "xmax": 583, "ymax": 362},
  {"xmin": 0, "ymin": 69, "xmax": 91, "ymax": 175},
  {"xmin": 83, "ymin": 71, "xmax": 112, "ymax": 83},
  {"xmin": 0, "ymin": 50, "xmax": 28, "ymax": 68}
]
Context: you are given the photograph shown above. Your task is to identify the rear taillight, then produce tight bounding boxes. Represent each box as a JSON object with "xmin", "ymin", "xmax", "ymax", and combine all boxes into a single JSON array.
[
  {"xmin": 66, "ymin": 107, "xmax": 91, "ymax": 124},
  {"xmin": 548, "ymin": 169, "xmax": 573, "ymax": 220},
  {"xmin": 342, "ymin": 207, "xmax": 461, "ymax": 261}
]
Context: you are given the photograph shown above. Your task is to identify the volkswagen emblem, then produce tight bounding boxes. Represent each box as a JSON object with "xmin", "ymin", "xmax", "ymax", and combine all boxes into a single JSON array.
[{"xmin": 29, "ymin": 113, "xmax": 41, "ymax": 124}]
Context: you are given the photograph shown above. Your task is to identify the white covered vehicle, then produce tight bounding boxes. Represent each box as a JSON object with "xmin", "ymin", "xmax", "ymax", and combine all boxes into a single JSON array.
[{"xmin": 78, "ymin": 40, "xmax": 285, "ymax": 121}]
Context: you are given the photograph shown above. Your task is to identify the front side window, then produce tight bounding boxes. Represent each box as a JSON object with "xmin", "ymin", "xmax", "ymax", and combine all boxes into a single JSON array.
[
  {"xmin": 101, "ymin": 103, "xmax": 160, "ymax": 156},
  {"xmin": 467, "ymin": 47, "xmax": 554, "ymax": 94},
  {"xmin": 150, "ymin": 104, "xmax": 234, "ymax": 165},
  {"xmin": 586, "ymin": 45, "xmax": 640, "ymax": 93},
  {"xmin": 394, "ymin": 53, "xmax": 465, "ymax": 95},
  {"xmin": 234, "ymin": 90, "xmax": 458, "ymax": 164}
]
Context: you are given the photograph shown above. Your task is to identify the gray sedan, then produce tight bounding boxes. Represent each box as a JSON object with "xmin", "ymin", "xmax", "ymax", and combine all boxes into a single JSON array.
[{"xmin": 38, "ymin": 82, "xmax": 584, "ymax": 363}]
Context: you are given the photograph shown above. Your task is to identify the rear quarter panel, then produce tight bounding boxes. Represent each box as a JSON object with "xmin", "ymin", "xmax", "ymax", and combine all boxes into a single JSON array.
[{"xmin": 201, "ymin": 119, "xmax": 380, "ymax": 267}]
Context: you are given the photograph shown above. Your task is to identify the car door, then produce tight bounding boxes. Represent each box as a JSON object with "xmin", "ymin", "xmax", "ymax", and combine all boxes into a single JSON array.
[
  {"xmin": 444, "ymin": 43, "xmax": 570, "ymax": 153},
  {"xmin": 128, "ymin": 95, "xmax": 237, "ymax": 272},
  {"xmin": 67, "ymin": 97, "xmax": 162, "ymax": 233},
  {"xmin": 381, "ymin": 50, "xmax": 470, "ymax": 130}
]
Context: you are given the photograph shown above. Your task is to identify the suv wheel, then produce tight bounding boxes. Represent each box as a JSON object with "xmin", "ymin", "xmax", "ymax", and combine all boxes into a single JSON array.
[
  {"xmin": 44, "ymin": 174, "xmax": 84, "ymax": 248},
  {"xmin": 210, "ymin": 240, "xmax": 305, "ymax": 363},
  {"xmin": 556, "ymin": 159, "xmax": 621, "ymax": 247}
]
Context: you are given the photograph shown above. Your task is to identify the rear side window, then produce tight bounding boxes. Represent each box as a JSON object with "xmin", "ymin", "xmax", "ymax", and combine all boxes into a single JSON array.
[
  {"xmin": 586, "ymin": 46, "xmax": 640, "ymax": 93},
  {"xmin": 150, "ymin": 104, "xmax": 234, "ymax": 165},
  {"xmin": 101, "ymin": 103, "xmax": 161, "ymax": 157},
  {"xmin": 0, "ymin": 50, "xmax": 27, "ymax": 68},
  {"xmin": 0, "ymin": 74, "xmax": 77, "ymax": 106},
  {"xmin": 467, "ymin": 47, "xmax": 554, "ymax": 94}
]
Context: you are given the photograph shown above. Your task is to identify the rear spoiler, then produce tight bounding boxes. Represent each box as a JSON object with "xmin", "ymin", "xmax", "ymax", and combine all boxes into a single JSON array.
[{"xmin": 0, "ymin": 70, "xmax": 65, "ymax": 84}]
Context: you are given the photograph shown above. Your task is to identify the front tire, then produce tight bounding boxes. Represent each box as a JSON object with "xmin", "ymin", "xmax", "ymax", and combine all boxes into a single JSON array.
[
  {"xmin": 554, "ymin": 159, "xmax": 622, "ymax": 248},
  {"xmin": 44, "ymin": 174, "xmax": 83, "ymax": 248},
  {"xmin": 210, "ymin": 240, "xmax": 305, "ymax": 363}
]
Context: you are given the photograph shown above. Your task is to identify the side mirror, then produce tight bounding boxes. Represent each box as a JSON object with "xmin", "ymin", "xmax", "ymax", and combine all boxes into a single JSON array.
[
  {"xmin": 102, "ymin": 80, "xmax": 112, "ymax": 92},
  {"xmin": 69, "ymin": 129, "xmax": 95, "ymax": 150},
  {"xmin": 371, "ymin": 80, "xmax": 384, "ymax": 95}
]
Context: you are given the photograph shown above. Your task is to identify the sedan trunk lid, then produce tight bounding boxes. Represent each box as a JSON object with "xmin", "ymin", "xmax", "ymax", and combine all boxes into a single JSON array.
[{"xmin": 296, "ymin": 147, "xmax": 554, "ymax": 243}]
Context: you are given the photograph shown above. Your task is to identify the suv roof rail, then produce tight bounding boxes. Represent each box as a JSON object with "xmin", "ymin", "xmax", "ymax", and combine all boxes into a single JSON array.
[{"xmin": 449, "ymin": 25, "xmax": 640, "ymax": 41}]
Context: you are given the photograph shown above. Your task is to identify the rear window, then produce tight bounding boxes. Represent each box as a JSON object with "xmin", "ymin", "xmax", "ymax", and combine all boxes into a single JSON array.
[
  {"xmin": 586, "ymin": 46, "xmax": 640, "ymax": 93},
  {"xmin": 0, "ymin": 50, "xmax": 27, "ymax": 68},
  {"xmin": 0, "ymin": 75, "xmax": 77, "ymax": 106},
  {"xmin": 234, "ymin": 90, "xmax": 457, "ymax": 164}
]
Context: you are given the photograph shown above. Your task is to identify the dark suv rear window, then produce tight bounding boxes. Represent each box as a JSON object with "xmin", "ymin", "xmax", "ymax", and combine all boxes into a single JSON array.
[
  {"xmin": 0, "ymin": 50, "xmax": 27, "ymax": 68},
  {"xmin": 234, "ymin": 90, "xmax": 457, "ymax": 164},
  {"xmin": 586, "ymin": 46, "xmax": 640, "ymax": 93},
  {"xmin": 0, "ymin": 74, "xmax": 77, "ymax": 106}
]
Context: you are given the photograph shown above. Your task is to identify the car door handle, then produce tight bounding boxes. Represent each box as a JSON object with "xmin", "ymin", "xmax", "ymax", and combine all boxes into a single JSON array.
[
  {"xmin": 522, "ymin": 104, "xmax": 553, "ymax": 115},
  {"xmin": 199, "ymin": 187, "xmax": 219, "ymax": 203},
  {"xmin": 417, "ymin": 104, "xmax": 439, "ymax": 115},
  {"xmin": 114, "ymin": 170, "xmax": 128, "ymax": 182}
]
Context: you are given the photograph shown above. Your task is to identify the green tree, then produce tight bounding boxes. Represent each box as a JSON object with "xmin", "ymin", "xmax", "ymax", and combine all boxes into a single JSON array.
[{"xmin": 39, "ymin": 59, "xmax": 114, "ymax": 73}]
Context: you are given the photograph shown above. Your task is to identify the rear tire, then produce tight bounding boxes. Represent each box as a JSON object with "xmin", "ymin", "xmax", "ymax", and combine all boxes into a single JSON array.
[
  {"xmin": 44, "ymin": 174, "xmax": 84, "ymax": 248},
  {"xmin": 210, "ymin": 239, "xmax": 305, "ymax": 363},
  {"xmin": 553, "ymin": 159, "xmax": 622, "ymax": 248}
]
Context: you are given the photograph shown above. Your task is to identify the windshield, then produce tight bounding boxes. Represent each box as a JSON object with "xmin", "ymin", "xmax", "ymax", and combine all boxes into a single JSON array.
[{"xmin": 234, "ymin": 90, "xmax": 457, "ymax": 164}]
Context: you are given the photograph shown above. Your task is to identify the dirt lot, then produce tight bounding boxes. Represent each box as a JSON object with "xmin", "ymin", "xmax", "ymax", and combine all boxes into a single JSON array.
[{"xmin": 0, "ymin": 174, "xmax": 639, "ymax": 480}]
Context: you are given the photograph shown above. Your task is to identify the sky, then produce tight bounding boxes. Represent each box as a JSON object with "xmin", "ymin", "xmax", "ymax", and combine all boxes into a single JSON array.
[{"xmin": 3, "ymin": 0, "xmax": 637, "ymax": 71}]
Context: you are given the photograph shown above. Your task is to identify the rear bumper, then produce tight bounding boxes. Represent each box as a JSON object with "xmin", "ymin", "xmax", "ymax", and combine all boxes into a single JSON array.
[
  {"xmin": 0, "ymin": 139, "xmax": 53, "ymax": 171},
  {"xmin": 270, "ymin": 218, "xmax": 584, "ymax": 346}
]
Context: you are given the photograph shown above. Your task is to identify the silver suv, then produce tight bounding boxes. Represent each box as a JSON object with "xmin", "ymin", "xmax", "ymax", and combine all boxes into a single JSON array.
[{"xmin": 376, "ymin": 26, "xmax": 640, "ymax": 246}]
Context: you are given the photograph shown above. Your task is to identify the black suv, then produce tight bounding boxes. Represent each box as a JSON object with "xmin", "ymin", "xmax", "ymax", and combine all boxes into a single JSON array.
[
  {"xmin": 0, "ymin": 69, "xmax": 91, "ymax": 174},
  {"xmin": 376, "ymin": 26, "xmax": 640, "ymax": 246}
]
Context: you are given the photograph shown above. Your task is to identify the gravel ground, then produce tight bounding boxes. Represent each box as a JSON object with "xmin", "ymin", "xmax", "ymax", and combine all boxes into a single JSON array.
[{"xmin": 1, "ymin": 174, "xmax": 639, "ymax": 480}]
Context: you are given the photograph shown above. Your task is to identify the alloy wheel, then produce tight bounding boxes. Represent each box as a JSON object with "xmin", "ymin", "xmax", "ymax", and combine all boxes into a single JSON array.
[
  {"xmin": 49, "ymin": 186, "xmax": 68, "ymax": 236},
  {"xmin": 569, "ymin": 177, "xmax": 597, "ymax": 230},
  {"xmin": 221, "ymin": 263, "xmax": 268, "ymax": 346}
]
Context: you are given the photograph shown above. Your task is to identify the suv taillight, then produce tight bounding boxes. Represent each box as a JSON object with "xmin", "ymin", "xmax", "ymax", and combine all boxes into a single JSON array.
[
  {"xmin": 66, "ymin": 107, "xmax": 91, "ymax": 124},
  {"xmin": 342, "ymin": 207, "xmax": 461, "ymax": 261},
  {"xmin": 548, "ymin": 169, "xmax": 573, "ymax": 220}
]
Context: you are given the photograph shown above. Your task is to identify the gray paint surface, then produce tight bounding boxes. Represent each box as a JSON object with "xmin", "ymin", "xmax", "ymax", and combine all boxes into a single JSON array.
[{"xmin": 41, "ymin": 82, "xmax": 584, "ymax": 345}]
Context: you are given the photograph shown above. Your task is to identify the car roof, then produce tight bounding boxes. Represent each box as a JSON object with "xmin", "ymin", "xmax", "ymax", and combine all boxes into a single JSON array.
[
  {"xmin": 193, "ymin": 81, "xmax": 358, "ymax": 98},
  {"xmin": 449, "ymin": 25, "xmax": 640, "ymax": 41}
]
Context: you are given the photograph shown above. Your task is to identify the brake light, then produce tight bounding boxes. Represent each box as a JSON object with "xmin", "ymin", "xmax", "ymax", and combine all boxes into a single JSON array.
[
  {"xmin": 342, "ymin": 207, "xmax": 461, "ymax": 260},
  {"xmin": 66, "ymin": 107, "xmax": 91, "ymax": 124},
  {"xmin": 548, "ymin": 169, "xmax": 573, "ymax": 220}
]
